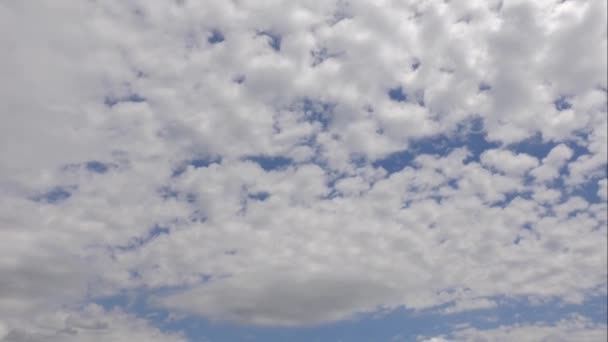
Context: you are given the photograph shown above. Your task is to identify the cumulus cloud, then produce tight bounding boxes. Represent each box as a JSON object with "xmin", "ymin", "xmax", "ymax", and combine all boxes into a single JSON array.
[
  {"xmin": 0, "ymin": 0, "xmax": 606, "ymax": 338},
  {"xmin": 530, "ymin": 144, "xmax": 574, "ymax": 183},
  {"xmin": 480, "ymin": 149, "xmax": 538, "ymax": 176}
]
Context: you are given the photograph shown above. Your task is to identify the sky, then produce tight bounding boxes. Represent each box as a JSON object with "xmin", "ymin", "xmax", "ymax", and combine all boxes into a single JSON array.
[{"xmin": 0, "ymin": 0, "xmax": 607, "ymax": 341}]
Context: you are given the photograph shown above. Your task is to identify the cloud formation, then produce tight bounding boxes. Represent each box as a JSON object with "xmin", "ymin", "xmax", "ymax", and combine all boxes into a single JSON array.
[{"xmin": 0, "ymin": 0, "xmax": 606, "ymax": 339}]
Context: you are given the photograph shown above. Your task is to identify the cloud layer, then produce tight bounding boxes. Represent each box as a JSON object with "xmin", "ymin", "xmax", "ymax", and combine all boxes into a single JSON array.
[{"xmin": 0, "ymin": 0, "xmax": 606, "ymax": 339}]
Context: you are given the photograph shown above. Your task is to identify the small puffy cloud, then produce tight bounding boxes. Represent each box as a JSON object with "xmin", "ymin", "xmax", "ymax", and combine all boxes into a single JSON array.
[
  {"xmin": 543, "ymin": 144, "xmax": 575, "ymax": 166},
  {"xmin": 531, "ymin": 144, "xmax": 573, "ymax": 182},
  {"xmin": 334, "ymin": 176, "xmax": 371, "ymax": 196},
  {"xmin": 480, "ymin": 149, "xmax": 539, "ymax": 176}
]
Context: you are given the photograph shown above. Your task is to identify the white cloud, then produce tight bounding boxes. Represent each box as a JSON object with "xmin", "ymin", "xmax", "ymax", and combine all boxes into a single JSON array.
[
  {"xmin": 155, "ymin": 271, "xmax": 402, "ymax": 326},
  {"xmin": 480, "ymin": 149, "xmax": 539, "ymax": 176},
  {"xmin": 531, "ymin": 144, "xmax": 574, "ymax": 183}
]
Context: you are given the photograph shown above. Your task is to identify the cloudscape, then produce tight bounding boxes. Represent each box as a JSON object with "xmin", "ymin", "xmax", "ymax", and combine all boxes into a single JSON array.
[{"xmin": 0, "ymin": 1, "xmax": 606, "ymax": 341}]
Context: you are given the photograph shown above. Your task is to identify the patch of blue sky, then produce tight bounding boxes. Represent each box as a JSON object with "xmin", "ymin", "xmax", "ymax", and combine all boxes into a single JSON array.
[
  {"xmin": 208, "ymin": 29, "xmax": 224, "ymax": 44},
  {"xmin": 246, "ymin": 155, "xmax": 292, "ymax": 171},
  {"xmin": 373, "ymin": 149, "xmax": 416, "ymax": 175},
  {"xmin": 388, "ymin": 86, "xmax": 407, "ymax": 102},
  {"xmin": 374, "ymin": 118, "xmax": 498, "ymax": 175},
  {"xmin": 567, "ymin": 179, "xmax": 603, "ymax": 204},
  {"xmin": 506, "ymin": 133, "xmax": 588, "ymax": 159},
  {"xmin": 104, "ymin": 93, "xmax": 146, "ymax": 107},
  {"xmin": 91, "ymin": 291, "xmax": 607, "ymax": 342},
  {"xmin": 85, "ymin": 160, "xmax": 110, "ymax": 173},
  {"xmin": 554, "ymin": 95, "xmax": 573, "ymax": 111},
  {"xmin": 31, "ymin": 186, "xmax": 75, "ymax": 204},
  {"xmin": 62, "ymin": 160, "xmax": 115, "ymax": 174}
]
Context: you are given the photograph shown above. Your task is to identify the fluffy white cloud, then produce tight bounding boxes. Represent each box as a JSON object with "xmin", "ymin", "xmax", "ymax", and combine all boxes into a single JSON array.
[
  {"xmin": 0, "ymin": 0, "xmax": 606, "ymax": 336},
  {"xmin": 480, "ymin": 149, "xmax": 539, "ymax": 176},
  {"xmin": 531, "ymin": 144, "xmax": 574, "ymax": 182}
]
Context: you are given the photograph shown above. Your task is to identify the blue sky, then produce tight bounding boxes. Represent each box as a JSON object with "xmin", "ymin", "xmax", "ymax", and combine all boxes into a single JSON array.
[
  {"xmin": 0, "ymin": 1, "xmax": 606, "ymax": 341},
  {"xmin": 93, "ymin": 291, "xmax": 607, "ymax": 342}
]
